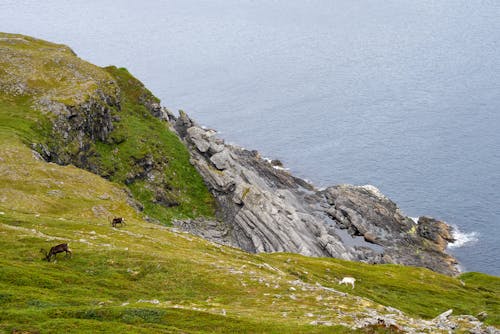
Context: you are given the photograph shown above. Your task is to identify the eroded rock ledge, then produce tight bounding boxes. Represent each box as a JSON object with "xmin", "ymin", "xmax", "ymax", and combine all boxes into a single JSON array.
[{"xmin": 170, "ymin": 111, "xmax": 459, "ymax": 276}]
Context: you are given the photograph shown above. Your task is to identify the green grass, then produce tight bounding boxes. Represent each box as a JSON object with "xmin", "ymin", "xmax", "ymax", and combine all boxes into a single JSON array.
[
  {"xmin": 0, "ymin": 141, "xmax": 358, "ymax": 332},
  {"xmin": 0, "ymin": 93, "xmax": 51, "ymax": 145},
  {"xmin": 95, "ymin": 66, "xmax": 216, "ymax": 222},
  {"xmin": 0, "ymin": 32, "xmax": 498, "ymax": 333},
  {"xmin": 0, "ymin": 139, "xmax": 497, "ymax": 332},
  {"xmin": 262, "ymin": 254, "xmax": 500, "ymax": 325},
  {"xmin": 0, "ymin": 32, "xmax": 216, "ymax": 226},
  {"xmin": 0, "ymin": 32, "xmax": 116, "ymax": 104}
]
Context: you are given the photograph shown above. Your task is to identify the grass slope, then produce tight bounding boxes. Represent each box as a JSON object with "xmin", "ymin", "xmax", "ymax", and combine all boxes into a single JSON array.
[
  {"xmin": 0, "ymin": 137, "xmax": 357, "ymax": 333},
  {"xmin": 0, "ymin": 33, "xmax": 498, "ymax": 333},
  {"xmin": 96, "ymin": 66, "xmax": 216, "ymax": 221},
  {"xmin": 0, "ymin": 32, "xmax": 215, "ymax": 225},
  {"xmin": 0, "ymin": 134, "xmax": 498, "ymax": 333}
]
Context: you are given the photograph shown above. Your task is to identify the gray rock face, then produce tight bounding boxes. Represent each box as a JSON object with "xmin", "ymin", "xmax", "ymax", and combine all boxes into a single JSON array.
[
  {"xmin": 34, "ymin": 88, "xmax": 120, "ymax": 172},
  {"xmin": 324, "ymin": 185, "xmax": 459, "ymax": 275},
  {"xmin": 173, "ymin": 113, "xmax": 354, "ymax": 260},
  {"xmin": 170, "ymin": 112, "xmax": 460, "ymax": 276},
  {"xmin": 172, "ymin": 218, "xmax": 234, "ymax": 247}
]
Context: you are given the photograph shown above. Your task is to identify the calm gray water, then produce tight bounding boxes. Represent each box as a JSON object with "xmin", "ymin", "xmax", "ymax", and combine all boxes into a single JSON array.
[{"xmin": 2, "ymin": 0, "xmax": 499, "ymax": 275}]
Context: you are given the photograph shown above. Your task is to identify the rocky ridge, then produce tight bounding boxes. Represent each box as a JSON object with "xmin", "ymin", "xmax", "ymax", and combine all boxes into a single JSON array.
[{"xmin": 170, "ymin": 111, "xmax": 460, "ymax": 276}]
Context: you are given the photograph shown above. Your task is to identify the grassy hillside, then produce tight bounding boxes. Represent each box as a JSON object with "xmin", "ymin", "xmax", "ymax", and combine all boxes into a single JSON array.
[
  {"xmin": 96, "ymin": 65, "xmax": 216, "ymax": 221},
  {"xmin": 0, "ymin": 135, "xmax": 498, "ymax": 333},
  {"xmin": 0, "ymin": 33, "xmax": 498, "ymax": 333}
]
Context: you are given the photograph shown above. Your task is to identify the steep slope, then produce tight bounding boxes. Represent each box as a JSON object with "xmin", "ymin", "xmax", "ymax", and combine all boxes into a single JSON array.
[
  {"xmin": 0, "ymin": 31, "xmax": 458, "ymax": 276},
  {"xmin": 0, "ymin": 32, "xmax": 215, "ymax": 224}
]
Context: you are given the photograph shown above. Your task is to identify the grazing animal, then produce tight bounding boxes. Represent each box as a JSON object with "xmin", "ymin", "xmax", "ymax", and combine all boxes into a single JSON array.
[
  {"xmin": 338, "ymin": 276, "xmax": 356, "ymax": 289},
  {"xmin": 111, "ymin": 217, "xmax": 126, "ymax": 227},
  {"xmin": 41, "ymin": 243, "xmax": 72, "ymax": 262}
]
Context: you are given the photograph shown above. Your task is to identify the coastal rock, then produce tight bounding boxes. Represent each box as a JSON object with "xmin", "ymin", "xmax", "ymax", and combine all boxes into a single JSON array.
[
  {"xmin": 169, "ymin": 111, "xmax": 460, "ymax": 276},
  {"xmin": 417, "ymin": 216, "xmax": 455, "ymax": 250},
  {"xmin": 171, "ymin": 113, "xmax": 354, "ymax": 259},
  {"xmin": 324, "ymin": 184, "xmax": 459, "ymax": 276},
  {"xmin": 210, "ymin": 149, "xmax": 232, "ymax": 170}
]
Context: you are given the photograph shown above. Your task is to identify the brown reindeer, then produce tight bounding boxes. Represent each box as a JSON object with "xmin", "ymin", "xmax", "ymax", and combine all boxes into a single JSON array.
[
  {"xmin": 40, "ymin": 243, "xmax": 72, "ymax": 262},
  {"xmin": 111, "ymin": 217, "xmax": 126, "ymax": 227}
]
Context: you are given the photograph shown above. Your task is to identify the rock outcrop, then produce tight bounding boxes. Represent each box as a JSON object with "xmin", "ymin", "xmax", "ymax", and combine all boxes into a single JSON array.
[
  {"xmin": 170, "ymin": 112, "xmax": 460, "ymax": 276},
  {"xmin": 171, "ymin": 111, "xmax": 356, "ymax": 261},
  {"xmin": 34, "ymin": 89, "xmax": 120, "ymax": 172},
  {"xmin": 324, "ymin": 185, "xmax": 458, "ymax": 275}
]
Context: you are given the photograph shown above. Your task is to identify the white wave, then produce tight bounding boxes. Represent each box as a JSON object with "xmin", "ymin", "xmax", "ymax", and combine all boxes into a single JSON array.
[
  {"xmin": 448, "ymin": 225, "xmax": 479, "ymax": 249},
  {"xmin": 200, "ymin": 125, "xmax": 218, "ymax": 133},
  {"xmin": 262, "ymin": 157, "xmax": 290, "ymax": 171}
]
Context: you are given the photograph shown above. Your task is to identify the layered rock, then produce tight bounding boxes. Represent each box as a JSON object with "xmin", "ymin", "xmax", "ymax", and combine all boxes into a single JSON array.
[
  {"xmin": 324, "ymin": 185, "xmax": 458, "ymax": 275},
  {"xmin": 172, "ymin": 112, "xmax": 354, "ymax": 260},
  {"xmin": 170, "ymin": 112, "xmax": 460, "ymax": 276}
]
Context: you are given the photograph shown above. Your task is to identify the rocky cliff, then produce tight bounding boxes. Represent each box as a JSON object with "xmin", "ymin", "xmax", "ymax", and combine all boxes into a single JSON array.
[{"xmin": 170, "ymin": 112, "xmax": 460, "ymax": 276}]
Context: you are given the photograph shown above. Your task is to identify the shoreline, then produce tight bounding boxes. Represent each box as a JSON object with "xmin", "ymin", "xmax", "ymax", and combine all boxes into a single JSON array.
[{"xmin": 166, "ymin": 109, "xmax": 462, "ymax": 276}]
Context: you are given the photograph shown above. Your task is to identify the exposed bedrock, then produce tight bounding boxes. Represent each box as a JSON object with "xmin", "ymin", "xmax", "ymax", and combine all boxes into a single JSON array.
[
  {"xmin": 170, "ymin": 112, "xmax": 460, "ymax": 276},
  {"xmin": 33, "ymin": 86, "xmax": 121, "ymax": 172},
  {"xmin": 324, "ymin": 185, "xmax": 459, "ymax": 275}
]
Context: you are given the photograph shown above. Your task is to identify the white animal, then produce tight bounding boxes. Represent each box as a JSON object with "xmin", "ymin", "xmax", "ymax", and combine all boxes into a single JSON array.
[{"xmin": 338, "ymin": 277, "xmax": 356, "ymax": 289}]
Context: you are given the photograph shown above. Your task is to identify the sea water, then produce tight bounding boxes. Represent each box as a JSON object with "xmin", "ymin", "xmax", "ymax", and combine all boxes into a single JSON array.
[{"xmin": 2, "ymin": 0, "xmax": 499, "ymax": 275}]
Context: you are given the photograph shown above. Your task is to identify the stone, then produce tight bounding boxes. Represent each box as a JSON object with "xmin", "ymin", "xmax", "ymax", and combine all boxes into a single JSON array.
[
  {"xmin": 187, "ymin": 127, "xmax": 211, "ymax": 153},
  {"xmin": 434, "ymin": 309, "xmax": 453, "ymax": 322},
  {"xmin": 477, "ymin": 311, "xmax": 488, "ymax": 321},
  {"xmin": 173, "ymin": 218, "xmax": 234, "ymax": 247},
  {"xmin": 417, "ymin": 216, "xmax": 455, "ymax": 249},
  {"xmin": 210, "ymin": 149, "xmax": 232, "ymax": 170}
]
